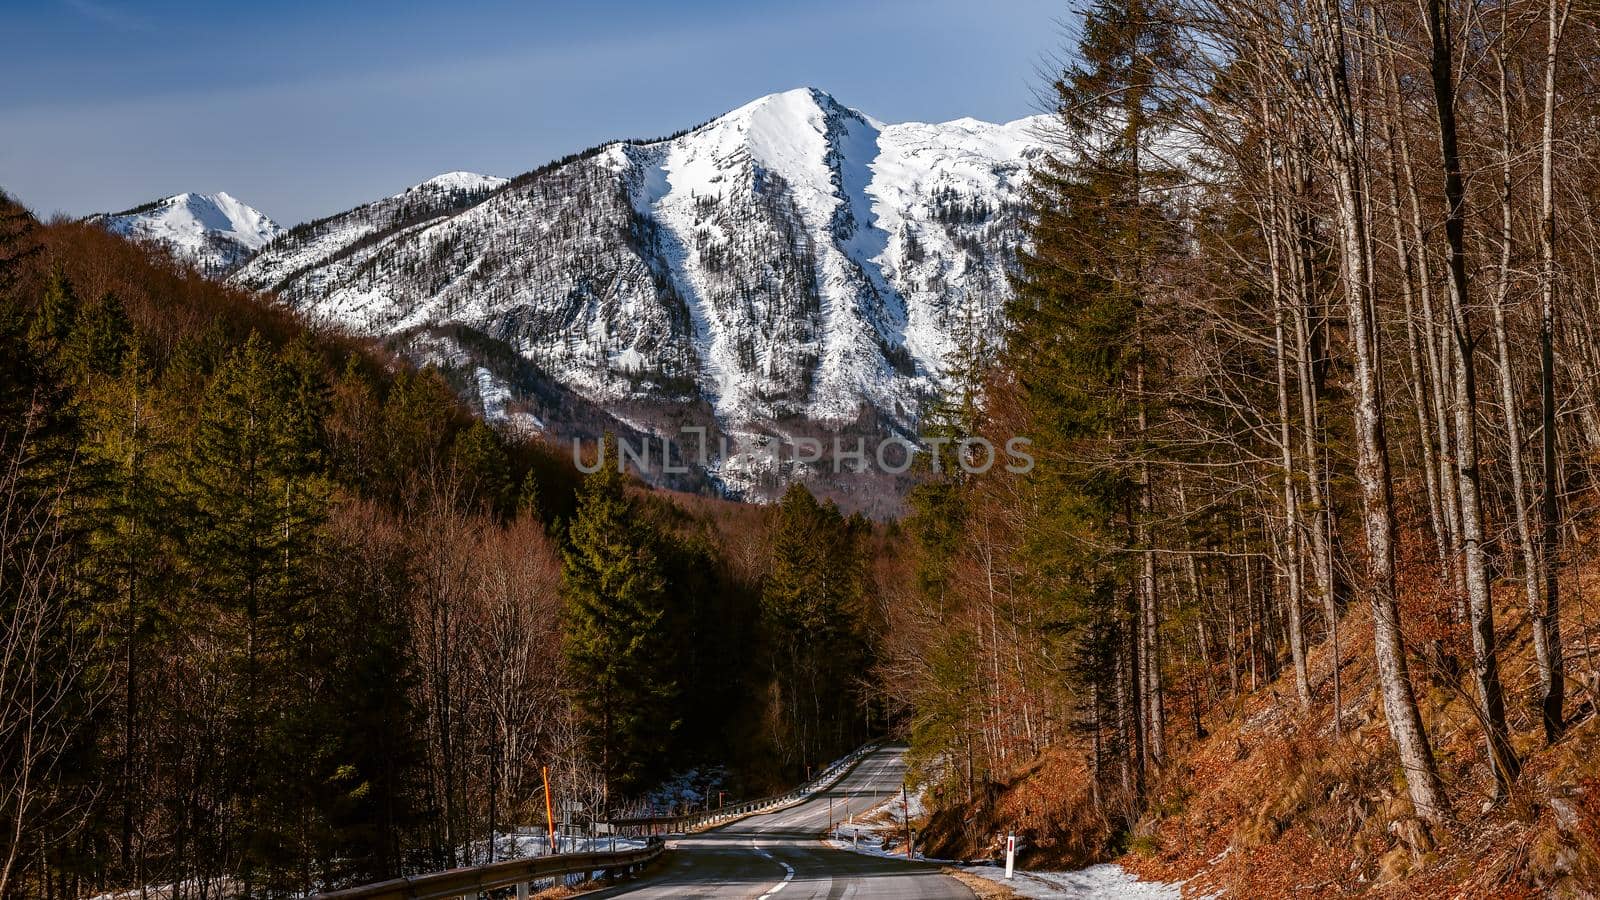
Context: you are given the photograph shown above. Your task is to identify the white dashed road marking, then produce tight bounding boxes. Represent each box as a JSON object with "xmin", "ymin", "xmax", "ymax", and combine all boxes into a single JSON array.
[{"xmin": 752, "ymin": 840, "xmax": 796, "ymax": 899}]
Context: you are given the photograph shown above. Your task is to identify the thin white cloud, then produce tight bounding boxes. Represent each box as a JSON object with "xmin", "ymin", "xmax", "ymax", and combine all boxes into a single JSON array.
[{"xmin": 61, "ymin": 0, "xmax": 152, "ymax": 33}]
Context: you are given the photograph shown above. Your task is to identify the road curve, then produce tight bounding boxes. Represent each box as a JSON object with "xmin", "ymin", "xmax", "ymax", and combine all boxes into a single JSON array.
[{"xmin": 588, "ymin": 744, "xmax": 972, "ymax": 899}]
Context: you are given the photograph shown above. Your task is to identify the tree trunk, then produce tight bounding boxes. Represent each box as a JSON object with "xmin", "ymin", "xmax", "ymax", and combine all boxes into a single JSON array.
[
  {"xmin": 1382, "ymin": 28, "xmax": 1463, "ymax": 615},
  {"xmin": 1424, "ymin": 0, "xmax": 1519, "ymax": 796},
  {"xmin": 1263, "ymin": 125, "xmax": 1311, "ymax": 707},
  {"xmin": 1314, "ymin": 0, "xmax": 1448, "ymax": 824},
  {"xmin": 1536, "ymin": 0, "xmax": 1570, "ymax": 744},
  {"xmin": 1489, "ymin": 19, "xmax": 1553, "ymax": 745}
]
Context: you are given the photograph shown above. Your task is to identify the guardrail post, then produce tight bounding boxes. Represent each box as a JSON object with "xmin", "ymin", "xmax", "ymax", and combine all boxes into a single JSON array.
[{"xmin": 516, "ymin": 881, "xmax": 529, "ymax": 900}]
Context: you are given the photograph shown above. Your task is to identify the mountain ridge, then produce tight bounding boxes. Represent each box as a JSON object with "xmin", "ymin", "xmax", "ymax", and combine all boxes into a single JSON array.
[{"xmin": 97, "ymin": 88, "xmax": 1048, "ymax": 509}]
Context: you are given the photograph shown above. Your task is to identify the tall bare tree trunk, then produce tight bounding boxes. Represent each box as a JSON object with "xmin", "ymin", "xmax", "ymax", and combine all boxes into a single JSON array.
[
  {"xmin": 1263, "ymin": 119, "xmax": 1311, "ymax": 707},
  {"xmin": 1489, "ymin": 12, "xmax": 1553, "ymax": 747},
  {"xmin": 1378, "ymin": 78, "xmax": 1448, "ymax": 580},
  {"xmin": 1536, "ymin": 0, "xmax": 1571, "ymax": 744},
  {"xmin": 1424, "ymin": 0, "xmax": 1519, "ymax": 796},
  {"xmin": 1130, "ymin": 111, "xmax": 1165, "ymax": 770},
  {"xmin": 1313, "ymin": 0, "xmax": 1448, "ymax": 825},
  {"xmin": 1121, "ymin": 607, "xmax": 1144, "ymax": 801},
  {"xmin": 1380, "ymin": 26, "xmax": 1463, "ymax": 616},
  {"xmin": 1138, "ymin": 458, "xmax": 1164, "ymax": 767},
  {"xmin": 1284, "ymin": 132, "xmax": 1339, "ymax": 719}
]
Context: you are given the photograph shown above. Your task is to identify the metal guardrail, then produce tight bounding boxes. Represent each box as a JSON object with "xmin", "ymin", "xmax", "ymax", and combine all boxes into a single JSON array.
[
  {"xmin": 312, "ymin": 841, "xmax": 663, "ymax": 900},
  {"xmin": 313, "ymin": 742, "xmax": 882, "ymax": 899},
  {"xmin": 602, "ymin": 740, "xmax": 883, "ymax": 835}
]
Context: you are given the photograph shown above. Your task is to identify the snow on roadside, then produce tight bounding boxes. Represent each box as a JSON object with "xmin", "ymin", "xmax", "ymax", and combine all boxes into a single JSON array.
[
  {"xmin": 827, "ymin": 825, "xmax": 1186, "ymax": 899},
  {"xmin": 88, "ymin": 878, "xmax": 233, "ymax": 900},
  {"xmin": 826, "ymin": 790, "xmax": 1185, "ymax": 899},
  {"xmin": 463, "ymin": 828, "xmax": 647, "ymax": 864},
  {"xmin": 960, "ymin": 862, "xmax": 1183, "ymax": 899}
]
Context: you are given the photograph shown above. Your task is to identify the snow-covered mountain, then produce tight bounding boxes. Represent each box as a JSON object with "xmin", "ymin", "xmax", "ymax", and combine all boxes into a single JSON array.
[
  {"xmin": 232, "ymin": 88, "xmax": 1046, "ymax": 508},
  {"xmin": 92, "ymin": 192, "xmax": 281, "ymax": 275}
]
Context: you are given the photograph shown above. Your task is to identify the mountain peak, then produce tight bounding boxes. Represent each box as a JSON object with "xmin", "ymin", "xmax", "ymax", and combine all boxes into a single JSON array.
[
  {"xmin": 92, "ymin": 191, "xmax": 281, "ymax": 274},
  {"xmin": 231, "ymin": 91, "xmax": 1041, "ymax": 504},
  {"xmin": 767, "ymin": 86, "xmax": 840, "ymax": 108},
  {"xmin": 675, "ymin": 86, "xmax": 877, "ymax": 192},
  {"xmin": 743, "ymin": 86, "xmax": 836, "ymax": 106},
  {"xmin": 402, "ymin": 171, "xmax": 509, "ymax": 196},
  {"xmin": 720, "ymin": 86, "xmax": 857, "ymax": 127}
]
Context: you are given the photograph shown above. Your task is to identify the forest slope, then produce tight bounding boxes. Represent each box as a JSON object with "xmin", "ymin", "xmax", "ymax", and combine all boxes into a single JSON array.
[{"xmin": 912, "ymin": 551, "xmax": 1600, "ymax": 897}]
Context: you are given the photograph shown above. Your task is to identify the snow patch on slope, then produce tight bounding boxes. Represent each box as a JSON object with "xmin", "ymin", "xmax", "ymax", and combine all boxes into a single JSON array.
[
  {"xmin": 411, "ymin": 171, "xmax": 509, "ymax": 194},
  {"xmin": 473, "ymin": 366, "xmax": 543, "ymax": 433},
  {"xmin": 232, "ymin": 171, "xmax": 506, "ymax": 301},
  {"xmin": 872, "ymin": 114, "xmax": 1046, "ymax": 375}
]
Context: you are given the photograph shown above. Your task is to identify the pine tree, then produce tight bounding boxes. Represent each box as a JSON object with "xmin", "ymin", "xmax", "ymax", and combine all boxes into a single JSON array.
[
  {"xmin": 3, "ymin": 274, "xmax": 83, "ymax": 503},
  {"xmin": 451, "ymin": 420, "xmax": 511, "ymax": 516},
  {"xmin": 909, "ymin": 299, "xmax": 994, "ymax": 607},
  {"xmin": 0, "ymin": 270, "xmax": 98, "ymax": 900},
  {"xmin": 26, "ymin": 268, "xmax": 79, "ymax": 359},
  {"xmin": 561, "ymin": 446, "xmax": 681, "ymax": 798},
  {"xmin": 315, "ymin": 531, "xmax": 426, "ymax": 884},
  {"xmin": 63, "ymin": 291, "xmax": 131, "ymax": 384},
  {"xmin": 514, "ymin": 469, "xmax": 543, "ymax": 523},
  {"xmin": 277, "ymin": 336, "xmax": 332, "ymax": 479},
  {"xmin": 380, "ymin": 366, "xmax": 461, "ymax": 496},
  {"xmin": 762, "ymin": 485, "xmax": 868, "ymax": 770},
  {"xmin": 1005, "ymin": 0, "xmax": 1186, "ymax": 797},
  {"xmin": 179, "ymin": 332, "xmax": 332, "ymax": 887},
  {"xmin": 77, "ymin": 343, "xmax": 173, "ymax": 882}
]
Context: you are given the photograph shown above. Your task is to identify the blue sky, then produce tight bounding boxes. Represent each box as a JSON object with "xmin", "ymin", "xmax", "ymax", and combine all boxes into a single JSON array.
[{"xmin": 2, "ymin": 0, "xmax": 1068, "ymax": 225}]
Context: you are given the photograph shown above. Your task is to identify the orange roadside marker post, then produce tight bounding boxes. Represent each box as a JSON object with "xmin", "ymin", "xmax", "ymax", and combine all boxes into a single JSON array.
[{"xmin": 544, "ymin": 766, "xmax": 557, "ymax": 854}]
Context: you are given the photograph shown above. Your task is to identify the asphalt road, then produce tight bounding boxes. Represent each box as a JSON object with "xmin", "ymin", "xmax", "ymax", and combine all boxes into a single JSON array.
[{"xmin": 587, "ymin": 744, "xmax": 973, "ymax": 899}]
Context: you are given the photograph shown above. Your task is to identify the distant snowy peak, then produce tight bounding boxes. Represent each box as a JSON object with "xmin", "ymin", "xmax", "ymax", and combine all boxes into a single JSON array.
[
  {"xmin": 634, "ymin": 87, "xmax": 1044, "ymax": 173},
  {"xmin": 92, "ymin": 191, "xmax": 281, "ymax": 275},
  {"xmin": 402, "ymin": 171, "xmax": 509, "ymax": 196}
]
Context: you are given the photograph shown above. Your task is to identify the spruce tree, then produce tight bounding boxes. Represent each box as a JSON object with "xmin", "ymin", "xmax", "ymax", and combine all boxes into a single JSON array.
[
  {"xmin": 26, "ymin": 268, "xmax": 79, "ymax": 359},
  {"xmin": 180, "ymin": 332, "xmax": 332, "ymax": 887},
  {"xmin": 78, "ymin": 343, "xmax": 173, "ymax": 881},
  {"xmin": 561, "ymin": 446, "xmax": 681, "ymax": 798},
  {"xmin": 1005, "ymin": 0, "xmax": 1185, "ymax": 799},
  {"xmin": 514, "ymin": 469, "xmax": 543, "ymax": 523},
  {"xmin": 63, "ymin": 291, "xmax": 131, "ymax": 384},
  {"xmin": 315, "ymin": 537, "xmax": 425, "ymax": 884},
  {"xmin": 908, "ymin": 299, "xmax": 992, "ymax": 609},
  {"xmin": 380, "ymin": 366, "xmax": 460, "ymax": 496},
  {"xmin": 762, "ymin": 485, "xmax": 868, "ymax": 770},
  {"xmin": 451, "ymin": 419, "xmax": 510, "ymax": 516},
  {"xmin": 0, "ymin": 269, "xmax": 97, "ymax": 899}
]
